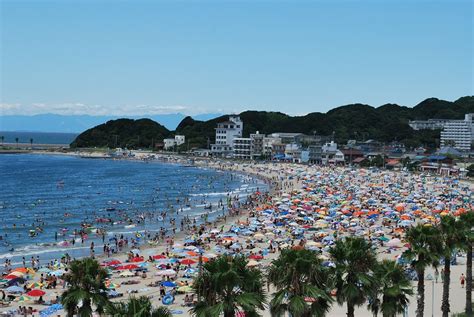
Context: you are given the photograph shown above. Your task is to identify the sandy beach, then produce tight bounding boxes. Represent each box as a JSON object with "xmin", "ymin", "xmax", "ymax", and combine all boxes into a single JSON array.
[{"xmin": 1, "ymin": 157, "xmax": 473, "ymax": 317}]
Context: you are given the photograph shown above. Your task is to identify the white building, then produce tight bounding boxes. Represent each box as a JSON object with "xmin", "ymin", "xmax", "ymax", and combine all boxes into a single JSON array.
[
  {"xmin": 175, "ymin": 135, "xmax": 185, "ymax": 146},
  {"xmin": 409, "ymin": 119, "xmax": 450, "ymax": 130},
  {"xmin": 263, "ymin": 136, "xmax": 280, "ymax": 156},
  {"xmin": 440, "ymin": 114, "xmax": 474, "ymax": 152},
  {"xmin": 211, "ymin": 115, "xmax": 243, "ymax": 157},
  {"xmin": 163, "ymin": 135, "xmax": 186, "ymax": 150},
  {"xmin": 285, "ymin": 143, "xmax": 302, "ymax": 163},
  {"xmin": 163, "ymin": 138, "xmax": 177, "ymax": 150},
  {"xmin": 233, "ymin": 137, "xmax": 252, "ymax": 160},
  {"xmin": 321, "ymin": 141, "xmax": 344, "ymax": 165}
]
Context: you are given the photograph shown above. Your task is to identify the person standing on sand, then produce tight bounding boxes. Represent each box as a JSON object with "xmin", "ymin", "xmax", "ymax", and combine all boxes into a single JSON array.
[{"xmin": 460, "ymin": 273, "xmax": 466, "ymax": 288}]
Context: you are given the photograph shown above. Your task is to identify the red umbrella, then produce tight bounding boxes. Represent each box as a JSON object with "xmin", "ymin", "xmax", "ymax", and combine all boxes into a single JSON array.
[
  {"xmin": 116, "ymin": 264, "xmax": 138, "ymax": 270},
  {"xmin": 130, "ymin": 257, "xmax": 144, "ymax": 263},
  {"xmin": 104, "ymin": 260, "xmax": 121, "ymax": 266},
  {"xmin": 27, "ymin": 290, "xmax": 46, "ymax": 297},
  {"xmin": 180, "ymin": 259, "xmax": 196, "ymax": 265},
  {"xmin": 249, "ymin": 254, "xmax": 263, "ymax": 260},
  {"xmin": 152, "ymin": 255, "xmax": 166, "ymax": 260},
  {"xmin": 4, "ymin": 275, "xmax": 18, "ymax": 280}
]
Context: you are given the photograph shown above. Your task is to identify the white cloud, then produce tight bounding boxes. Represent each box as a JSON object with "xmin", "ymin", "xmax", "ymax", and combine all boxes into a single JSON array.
[{"xmin": 0, "ymin": 102, "xmax": 210, "ymax": 116}]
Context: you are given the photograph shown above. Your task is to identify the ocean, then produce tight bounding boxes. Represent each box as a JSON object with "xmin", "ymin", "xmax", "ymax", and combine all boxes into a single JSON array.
[
  {"xmin": 0, "ymin": 131, "xmax": 78, "ymax": 145},
  {"xmin": 0, "ymin": 154, "xmax": 267, "ymax": 266}
]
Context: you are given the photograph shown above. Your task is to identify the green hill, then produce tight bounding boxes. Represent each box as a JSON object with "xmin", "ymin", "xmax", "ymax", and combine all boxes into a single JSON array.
[
  {"xmin": 70, "ymin": 96, "xmax": 474, "ymax": 150},
  {"xmin": 175, "ymin": 96, "xmax": 473, "ymax": 149},
  {"xmin": 70, "ymin": 118, "xmax": 170, "ymax": 149}
]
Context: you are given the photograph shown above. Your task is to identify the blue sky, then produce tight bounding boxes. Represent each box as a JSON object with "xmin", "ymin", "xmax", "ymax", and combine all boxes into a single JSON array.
[{"xmin": 1, "ymin": 0, "xmax": 472, "ymax": 116}]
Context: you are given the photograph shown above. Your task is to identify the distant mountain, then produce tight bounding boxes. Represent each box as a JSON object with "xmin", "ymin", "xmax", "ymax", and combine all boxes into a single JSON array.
[
  {"xmin": 70, "ymin": 96, "xmax": 473, "ymax": 150},
  {"xmin": 70, "ymin": 118, "xmax": 170, "ymax": 148},
  {"xmin": 0, "ymin": 113, "xmax": 222, "ymax": 133}
]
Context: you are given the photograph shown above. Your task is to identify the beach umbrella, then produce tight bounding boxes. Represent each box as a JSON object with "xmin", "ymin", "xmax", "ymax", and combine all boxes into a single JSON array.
[
  {"xmin": 399, "ymin": 220, "xmax": 413, "ymax": 227},
  {"xmin": 50, "ymin": 270, "xmax": 66, "ymax": 276},
  {"xmin": 306, "ymin": 241, "xmax": 322, "ymax": 248},
  {"xmin": 152, "ymin": 254, "xmax": 167, "ymax": 260},
  {"xmin": 119, "ymin": 271, "xmax": 135, "ymax": 277},
  {"xmin": 53, "ymin": 262, "xmax": 66, "ymax": 269},
  {"xmin": 387, "ymin": 238, "xmax": 402, "ymax": 247},
  {"xmin": 181, "ymin": 259, "xmax": 196, "ymax": 265},
  {"xmin": 28, "ymin": 282, "xmax": 43, "ymax": 289},
  {"xmin": 18, "ymin": 295, "xmax": 32, "ymax": 302},
  {"xmin": 6, "ymin": 272, "xmax": 24, "ymax": 279},
  {"xmin": 156, "ymin": 269, "xmax": 177, "ymax": 276},
  {"xmin": 7, "ymin": 277, "xmax": 26, "ymax": 286},
  {"xmin": 249, "ymin": 254, "xmax": 263, "ymax": 260},
  {"xmin": 109, "ymin": 283, "xmax": 121, "ymax": 290},
  {"xmin": 4, "ymin": 274, "xmax": 19, "ymax": 280},
  {"xmin": 130, "ymin": 257, "xmax": 144, "ymax": 263},
  {"xmin": 177, "ymin": 285, "xmax": 193, "ymax": 293},
  {"xmin": 230, "ymin": 243, "xmax": 241, "ymax": 250},
  {"xmin": 104, "ymin": 259, "xmax": 121, "ymax": 266},
  {"xmin": 39, "ymin": 303, "xmax": 63, "ymax": 317},
  {"xmin": 116, "ymin": 264, "xmax": 138, "ymax": 270},
  {"xmin": 12, "ymin": 268, "xmax": 29, "ymax": 273},
  {"xmin": 246, "ymin": 260, "xmax": 259, "ymax": 267},
  {"xmin": 27, "ymin": 289, "xmax": 46, "ymax": 297},
  {"xmin": 161, "ymin": 281, "xmax": 177, "ymax": 287},
  {"xmin": 38, "ymin": 267, "xmax": 51, "ymax": 273},
  {"xmin": 5, "ymin": 285, "xmax": 24, "ymax": 293}
]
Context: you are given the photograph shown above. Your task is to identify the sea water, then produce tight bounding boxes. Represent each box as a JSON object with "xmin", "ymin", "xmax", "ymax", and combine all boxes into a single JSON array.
[{"xmin": 0, "ymin": 154, "xmax": 267, "ymax": 266}]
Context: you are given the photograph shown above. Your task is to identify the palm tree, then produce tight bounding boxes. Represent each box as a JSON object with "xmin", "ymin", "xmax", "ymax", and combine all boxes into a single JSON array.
[
  {"xmin": 191, "ymin": 255, "xmax": 266, "ymax": 317},
  {"xmin": 267, "ymin": 248, "xmax": 333, "ymax": 317},
  {"xmin": 329, "ymin": 237, "xmax": 377, "ymax": 317},
  {"xmin": 459, "ymin": 211, "xmax": 474, "ymax": 316},
  {"xmin": 368, "ymin": 259, "xmax": 414, "ymax": 317},
  {"xmin": 61, "ymin": 258, "xmax": 110, "ymax": 317},
  {"xmin": 439, "ymin": 215, "xmax": 465, "ymax": 317},
  {"xmin": 106, "ymin": 296, "xmax": 173, "ymax": 317},
  {"xmin": 403, "ymin": 224, "xmax": 442, "ymax": 317}
]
